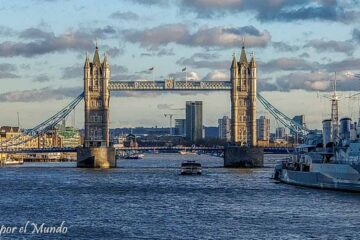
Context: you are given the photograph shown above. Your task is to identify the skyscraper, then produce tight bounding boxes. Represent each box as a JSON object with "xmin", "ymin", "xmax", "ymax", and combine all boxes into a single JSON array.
[
  {"xmin": 276, "ymin": 127, "xmax": 286, "ymax": 139},
  {"xmin": 256, "ymin": 116, "xmax": 270, "ymax": 142},
  {"xmin": 174, "ymin": 119, "xmax": 186, "ymax": 137},
  {"xmin": 218, "ymin": 116, "xmax": 231, "ymax": 141},
  {"xmin": 186, "ymin": 101, "xmax": 203, "ymax": 142}
]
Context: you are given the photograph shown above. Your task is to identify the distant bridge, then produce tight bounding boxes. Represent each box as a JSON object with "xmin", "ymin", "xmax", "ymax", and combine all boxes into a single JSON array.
[
  {"xmin": 0, "ymin": 146, "xmax": 294, "ymax": 154},
  {"xmin": 0, "ymin": 147, "xmax": 77, "ymax": 154}
]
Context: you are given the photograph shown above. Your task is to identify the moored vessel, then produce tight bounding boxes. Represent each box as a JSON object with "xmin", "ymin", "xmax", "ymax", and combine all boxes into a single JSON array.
[{"xmin": 273, "ymin": 80, "xmax": 360, "ymax": 192}]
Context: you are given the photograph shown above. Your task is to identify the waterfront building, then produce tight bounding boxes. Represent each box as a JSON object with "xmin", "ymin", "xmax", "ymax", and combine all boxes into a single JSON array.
[
  {"xmin": 256, "ymin": 116, "xmax": 270, "ymax": 142},
  {"xmin": 276, "ymin": 127, "xmax": 286, "ymax": 140},
  {"xmin": 186, "ymin": 101, "xmax": 203, "ymax": 142},
  {"xmin": 58, "ymin": 126, "xmax": 82, "ymax": 148},
  {"xmin": 174, "ymin": 119, "xmax": 186, "ymax": 137},
  {"xmin": 218, "ymin": 116, "xmax": 231, "ymax": 141}
]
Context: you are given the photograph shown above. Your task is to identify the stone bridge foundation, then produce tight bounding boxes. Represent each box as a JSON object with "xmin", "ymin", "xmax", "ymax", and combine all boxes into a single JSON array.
[
  {"xmin": 77, "ymin": 147, "xmax": 116, "ymax": 168},
  {"xmin": 224, "ymin": 146, "xmax": 264, "ymax": 168}
]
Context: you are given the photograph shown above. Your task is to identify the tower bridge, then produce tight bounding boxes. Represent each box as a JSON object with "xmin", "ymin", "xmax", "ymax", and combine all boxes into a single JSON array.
[
  {"xmin": 77, "ymin": 43, "xmax": 258, "ymax": 168},
  {"xmin": 0, "ymin": 43, "xmax": 308, "ymax": 168}
]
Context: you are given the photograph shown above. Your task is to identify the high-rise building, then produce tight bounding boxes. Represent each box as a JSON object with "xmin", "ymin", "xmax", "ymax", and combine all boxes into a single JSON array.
[
  {"xmin": 174, "ymin": 119, "xmax": 186, "ymax": 137},
  {"xmin": 186, "ymin": 101, "xmax": 203, "ymax": 141},
  {"xmin": 256, "ymin": 116, "xmax": 270, "ymax": 141},
  {"xmin": 276, "ymin": 127, "xmax": 286, "ymax": 139},
  {"xmin": 218, "ymin": 116, "xmax": 231, "ymax": 141},
  {"xmin": 291, "ymin": 115, "xmax": 306, "ymax": 136}
]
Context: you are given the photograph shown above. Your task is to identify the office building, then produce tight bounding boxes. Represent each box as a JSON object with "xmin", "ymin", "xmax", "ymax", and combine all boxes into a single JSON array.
[
  {"xmin": 186, "ymin": 101, "xmax": 203, "ymax": 141},
  {"xmin": 174, "ymin": 119, "xmax": 186, "ymax": 137},
  {"xmin": 256, "ymin": 116, "xmax": 270, "ymax": 141},
  {"xmin": 218, "ymin": 116, "xmax": 231, "ymax": 141}
]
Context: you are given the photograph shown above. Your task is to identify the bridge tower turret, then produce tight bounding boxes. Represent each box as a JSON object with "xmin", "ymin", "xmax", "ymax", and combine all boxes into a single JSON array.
[{"xmin": 248, "ymin": 53, "xmax": 257, "ymax": 147}]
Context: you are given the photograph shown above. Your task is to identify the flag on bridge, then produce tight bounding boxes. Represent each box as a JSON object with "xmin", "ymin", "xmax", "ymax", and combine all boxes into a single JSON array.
[
  {"xmin": 182, "ymin": 67, "xmax": 186, "ymax": 72},
  {"xmin": 149, "ymin": 67, "xmax": 154, "ymax": 71}
]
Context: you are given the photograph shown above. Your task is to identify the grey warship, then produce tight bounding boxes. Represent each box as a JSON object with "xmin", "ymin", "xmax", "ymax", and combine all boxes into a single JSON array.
[{"xmin": 274, "ymin": 81, "xmax": 360, "ymax": 192}]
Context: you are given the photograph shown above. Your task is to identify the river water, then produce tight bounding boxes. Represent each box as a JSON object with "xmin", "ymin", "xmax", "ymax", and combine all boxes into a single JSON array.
[{"xmin": 0, "ymin": 154, "xmax": 359, "ymax": 239}]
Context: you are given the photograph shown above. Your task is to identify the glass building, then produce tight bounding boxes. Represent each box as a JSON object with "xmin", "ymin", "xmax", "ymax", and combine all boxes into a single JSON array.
[{"xmin": 186, "ymin": 101, "xmax": 203, "ymax": 142}]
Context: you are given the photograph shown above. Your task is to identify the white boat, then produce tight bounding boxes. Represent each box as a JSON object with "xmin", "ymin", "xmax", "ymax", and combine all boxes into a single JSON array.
[
  {"xmin": 2, "ymin": 158, "xmax": 24, "ymax": 166},
  {"xmin": 179, "ymin": 150, "xmax": 197, "ymax": 155}
]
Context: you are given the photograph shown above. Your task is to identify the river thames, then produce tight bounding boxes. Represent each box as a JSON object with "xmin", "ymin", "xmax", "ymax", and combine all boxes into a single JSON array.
[{"xmin": 0, "ymin": 154, "xmax": 359, "ymax": 239}]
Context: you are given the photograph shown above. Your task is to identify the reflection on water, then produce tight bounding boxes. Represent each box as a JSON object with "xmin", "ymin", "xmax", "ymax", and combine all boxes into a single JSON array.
[{"xmin": 0, "ymin": 154, "xmax": 359, "ymax": 239}]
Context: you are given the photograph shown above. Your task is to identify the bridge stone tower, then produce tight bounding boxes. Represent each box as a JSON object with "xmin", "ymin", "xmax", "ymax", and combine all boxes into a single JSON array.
[
  {"xmin": 225, "ymin": 44, "xmax": 263, "ymax": 167},
  {"xmin": 230, "ymin": 45, "xmax": 257, "ymax": 147},
  {"xmin": 77, "ymin": 44, "xmax": 116, "ymax": 168}
]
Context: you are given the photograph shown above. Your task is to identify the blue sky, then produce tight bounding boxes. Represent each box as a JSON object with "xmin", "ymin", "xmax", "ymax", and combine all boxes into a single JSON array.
[{"xmin": 0, "ymin": 0, "xmax": 360, "ymax": 130}]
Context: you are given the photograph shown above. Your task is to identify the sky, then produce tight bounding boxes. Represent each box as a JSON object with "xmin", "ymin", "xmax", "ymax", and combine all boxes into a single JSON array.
[{"xmin": 0, "ymin": 0, "xmax": 360, "ymax": 131}]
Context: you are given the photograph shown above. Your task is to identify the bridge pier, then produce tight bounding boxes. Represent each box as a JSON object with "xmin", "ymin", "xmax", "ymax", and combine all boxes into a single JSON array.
[
  {"xmin": 77, "ymin": 147, "xmax": 116, "ymax": 168},
  {"xmin": 224, "ymin": 146, "xmax": 264, "ymax": 168}
]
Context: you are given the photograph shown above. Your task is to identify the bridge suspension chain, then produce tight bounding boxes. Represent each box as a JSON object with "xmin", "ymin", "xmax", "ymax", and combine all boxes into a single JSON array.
[
  {"xmin": 1, "ymin": 92, "xmax": 84, "ymax": 148},
  {"xmin": 257, "ymin": 93, "xmax": 309, "ymax": 137}
]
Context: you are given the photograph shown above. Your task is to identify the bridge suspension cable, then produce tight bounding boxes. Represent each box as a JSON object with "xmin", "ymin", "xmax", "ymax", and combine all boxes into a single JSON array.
[
  {"xmin": 1, "ymin": 92, "xmax": 84, "ymax": 148},
  {"xmin": 257, "ymin": 93, "xmax": 310, "ymax": 137}
]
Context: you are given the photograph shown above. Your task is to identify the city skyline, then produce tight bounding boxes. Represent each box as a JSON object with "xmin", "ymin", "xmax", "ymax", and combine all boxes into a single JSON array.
[{"xmin": 0, "ymin": 0, "xmax": 360, "ymax": 130}]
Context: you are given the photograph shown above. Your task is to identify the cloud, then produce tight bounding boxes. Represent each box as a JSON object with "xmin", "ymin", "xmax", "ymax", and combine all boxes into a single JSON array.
[
  {"xmin": 176, "ymin": 53, "xmax": 228, "ymax": 70},
  {"xmin": 179, "ymin": 0, "xmax": 359, "ymax": 23},
  {"xmin": 202, "ymin": 70, "xmax": 228, "ymax": 81},
  {"xmin": 0, "ymin": 25, "xmax": 17, "ymax": 37},
  {"xmin": 0, "ymin": 87, "xmax": 82, "ymax": 102},
  {"xmin": 140, "ymin": 48, "xmax": 175, "ymax": 57},
  {"xmin": 0, "ymin": 26, "xmax": 119, "ymax": 57},
  {"xmin": 168, "ymin": 71, "xmax": 199, "ymax": 81},
  {"xmin": 272, "ymin": 42, "xmax": 300, "ymax": 52},
  {"xmin": 260, "ymin": 58, "xmax": 319, "ymax": 73},
  {"xmin": 125, "ymin": 0, "xmax": 169, "ymax": 6},
  {"xmin": 323, "ymin": 58, "xmax": 360, "ymax": 72},
  {"xmin": 352, "ymin": 28, "xmax": 360, "ymax": 43},
  {"xmin": 0, "ymin": 63, "xmax": 17, "ymax": 72},
  {"xmin": 122, "ymin": 24, "xmax": 271, "ymax": 48},
  {"xmin": 304, "ymin": 39, "xmax": 355, "ymax": 56},
  {"xmin": 0, "ymin": 63, "xmax": 19, "ymax": 79},
  {"xmin": 33, "ymin": 74, "xmax": 50, "ymax": 82},
  {"xmin": 109, "ymin": 11, "xmax": 139, "ymax": 20}
]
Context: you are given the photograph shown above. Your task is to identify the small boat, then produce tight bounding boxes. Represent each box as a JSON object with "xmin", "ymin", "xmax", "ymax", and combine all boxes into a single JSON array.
[
  {"xmin": 124, "ymin": 153, "xmax": 144, "ymax": 159},
  {"xmin": 179, "ymin": 150, "xmax": 197, "ymax": 155},
  {"xmin": 180, "ymin": 161, "xmax": 202, "ymax": 175},
  {"xmin": 2, "ymin": 158, "xmax": 24, "ymax": 166}
]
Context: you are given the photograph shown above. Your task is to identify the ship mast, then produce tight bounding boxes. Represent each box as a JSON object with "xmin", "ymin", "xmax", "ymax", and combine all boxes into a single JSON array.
[{"xmin": 331, "ymin": 72, "xmax": 339, "ymax": 143}]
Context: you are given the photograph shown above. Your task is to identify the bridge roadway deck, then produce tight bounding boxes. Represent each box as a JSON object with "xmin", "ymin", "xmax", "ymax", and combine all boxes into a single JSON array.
[{"xmin": 109, "ymin": 80, "xmax": 232, "ymax": 91}]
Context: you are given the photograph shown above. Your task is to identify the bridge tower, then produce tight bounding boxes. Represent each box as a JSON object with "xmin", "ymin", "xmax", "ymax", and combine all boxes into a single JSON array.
[
  {"xmin": 230, "ymin": 44, "xmax": 257, "ymax": 147},
  {"xmin": 77, "ymin": 44, "xmax": 116, "ymax": 168},
  {"xmin": 225, "ymin": 44, "xmax": 262, "ymax": 168}
]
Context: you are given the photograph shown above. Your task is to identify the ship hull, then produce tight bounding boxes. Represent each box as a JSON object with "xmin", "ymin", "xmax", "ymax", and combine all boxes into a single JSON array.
[{"xmin": 278, "ymin": 169, "xmax": 360, "ymax": 193}]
